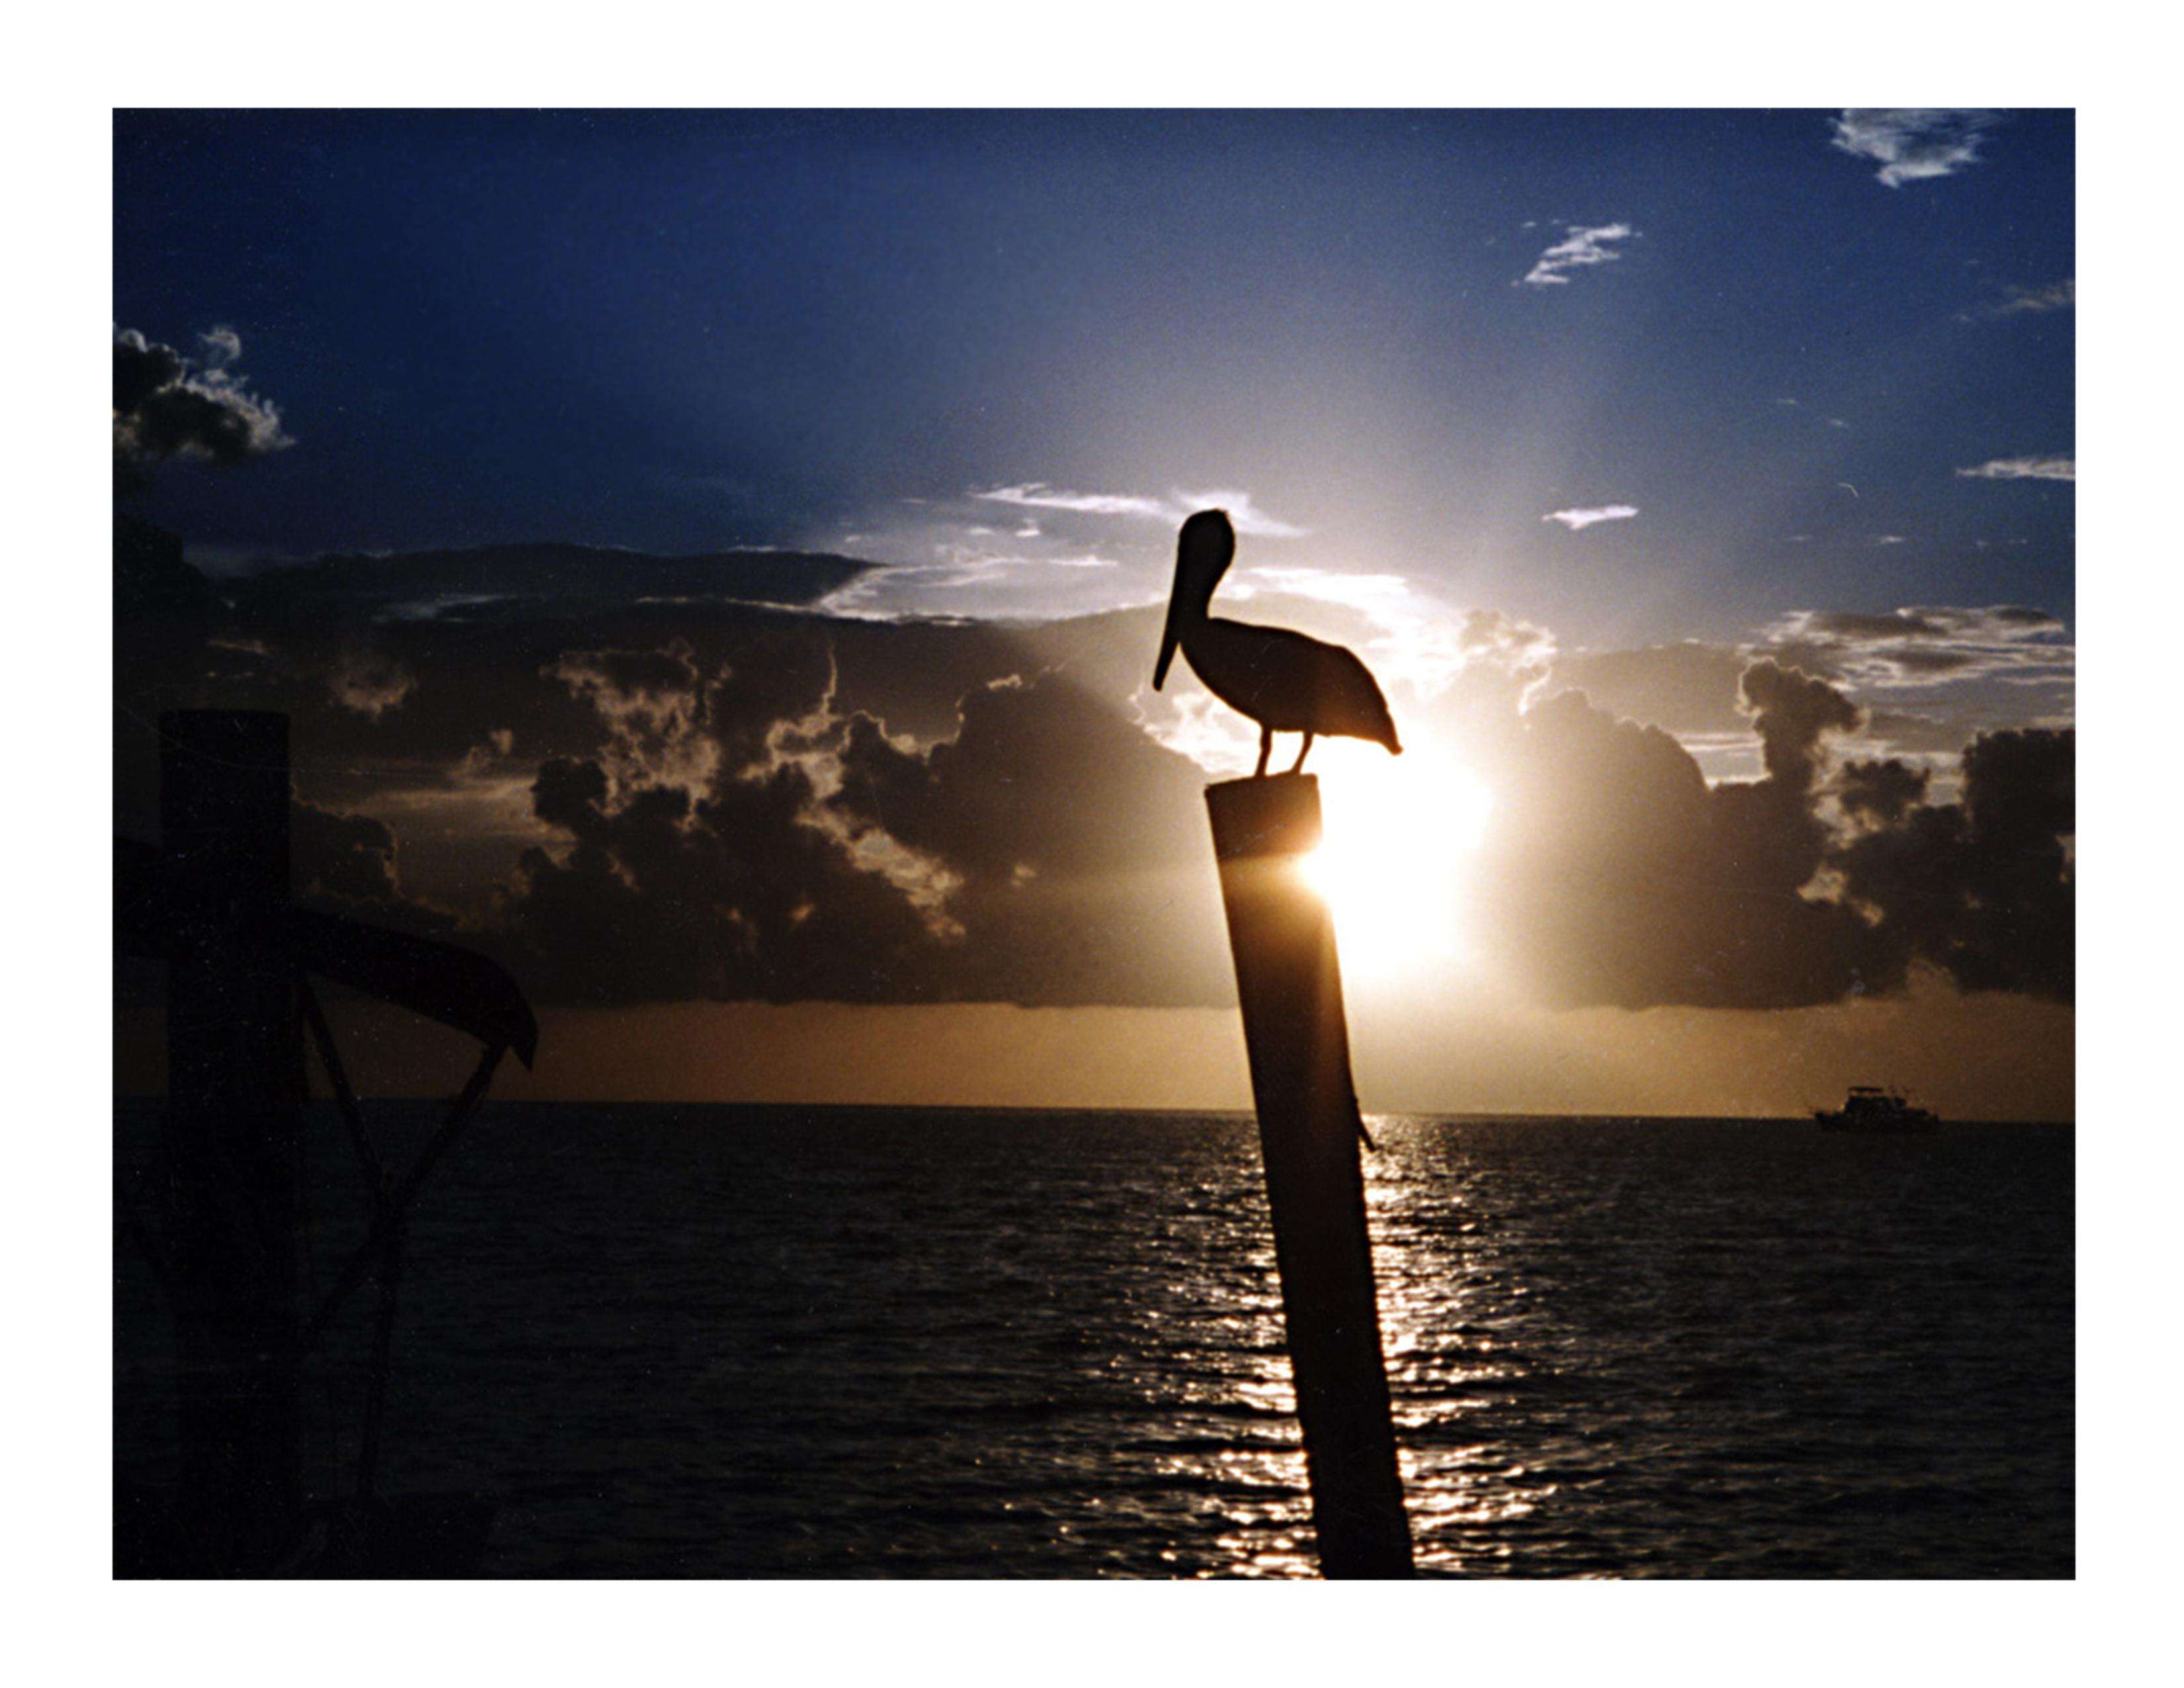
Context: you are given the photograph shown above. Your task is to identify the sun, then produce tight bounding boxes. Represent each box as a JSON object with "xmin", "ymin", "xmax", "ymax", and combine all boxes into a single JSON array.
[{"xmin": 1297, "ymin": 735, "xmax": 1494, "ymax": 985}]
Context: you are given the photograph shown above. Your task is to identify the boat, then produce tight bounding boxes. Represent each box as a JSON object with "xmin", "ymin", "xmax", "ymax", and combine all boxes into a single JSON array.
[{"xmin": 1815, "ymin": 1085, "xmax": 1940, "ymax": 1134}]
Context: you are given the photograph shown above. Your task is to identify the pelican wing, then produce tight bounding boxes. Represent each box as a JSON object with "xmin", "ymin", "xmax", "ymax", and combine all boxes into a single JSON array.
[{"xmin": 1189, "ymin": 618, "xmax": 1400, "ymax": 750}]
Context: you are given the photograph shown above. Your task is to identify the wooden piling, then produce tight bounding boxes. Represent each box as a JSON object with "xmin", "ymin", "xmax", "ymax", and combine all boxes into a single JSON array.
[
  {"xmin": 159, "ymin": 709, "xmax": 304, "ymax": 1572},
  {"xmin": 1205, "ymin": 772, "xmax": 1414, "ymax": 1578}
]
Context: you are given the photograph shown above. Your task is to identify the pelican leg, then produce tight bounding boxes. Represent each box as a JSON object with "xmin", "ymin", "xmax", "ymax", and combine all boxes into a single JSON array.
[
  {"xmin": 1253, "ymin": 726, "xmax": 1272, "ymax": 778},
  {"xmin": 1289, "ymin": 733, "xmax": 1315, "ymax": 774}
]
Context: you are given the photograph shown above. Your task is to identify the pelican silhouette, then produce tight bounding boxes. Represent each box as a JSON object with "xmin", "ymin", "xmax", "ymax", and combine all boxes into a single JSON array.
[{"xmin": 1153, "ymin": 509, "xmax": 1402, "ymax": 776}]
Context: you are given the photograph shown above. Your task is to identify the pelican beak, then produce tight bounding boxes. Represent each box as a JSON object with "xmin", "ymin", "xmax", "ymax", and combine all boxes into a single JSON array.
[{"xmin": 1154, "ymin": 598, "xmax": 1181, "ymax": 691}]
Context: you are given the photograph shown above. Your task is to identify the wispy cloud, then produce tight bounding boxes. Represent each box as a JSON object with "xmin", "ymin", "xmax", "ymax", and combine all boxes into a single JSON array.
[
  {"xmin": 815, "ymin": 481, "xmax": 1314, "ymax": 622},
  {"xmin": 972, "ymin": 482, "xmax": 1306, "ymax": 538},
  {"xmin": 1172, "ymin": 489, "xmax": 1308, "ymax": 539},
  {"xmin": 1830, "ymin": 109, "xmax": 2004, "ymax": 187},
  {"xmin": 1234, "ymin": 567, "xmax": 1418, "ymax": 618},
  {"xmin": 1543, "ymin": 504, "xmax": 1639, "ymax": 531},
  {"xmin": 1957, "ymin": 455, "xmax": 2075, "ymax": 483},
  {"xmin": 1969, "ymin": 279, "xmax": 2074, "ymax": 320},
  {"xmin": 973, "ymin": 484, "xmax": 1169, "ymax": 521},
  {"xmin": 1520, "ymin": 222, "xmax": 1636, "ymax": 287},
  {"xmin": 1763, "ymin": 604, "xmax": 2072, "ymax": 691}
]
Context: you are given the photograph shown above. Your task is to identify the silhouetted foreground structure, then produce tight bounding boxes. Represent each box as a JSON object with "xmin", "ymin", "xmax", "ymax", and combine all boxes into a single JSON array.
[
  {"xmin": 1205, "ymin": 774, "xmax": 1414, "ymax": 1577},
  {"xmin": 117, "ymin": 710, "xmax": 535, "ymax": 1575},
  {"xmin": 158, "ymin": 711, "xmax": 304, "ymax": 1569}
]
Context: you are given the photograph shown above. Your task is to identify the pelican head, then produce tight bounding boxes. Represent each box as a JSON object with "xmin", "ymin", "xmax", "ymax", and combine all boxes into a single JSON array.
[{"xmin": 1154, "ymin": 508, "xmax": 1234, "ymax": 690}]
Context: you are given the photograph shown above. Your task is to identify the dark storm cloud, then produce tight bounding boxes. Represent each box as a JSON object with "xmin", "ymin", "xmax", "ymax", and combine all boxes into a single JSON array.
[
  {"xmin": 1547, "ymin": 641, "xmax": 1754, "ymax": 738},
  {"xmin": 1478, "ymin": 665, "xmax": 1878, "ymax": 1010},
  {"xmin": 286, "ymin": 796, "xmax": 463, "ymax": 949},
  {"xmin": 1473, "ymin": 657, "xmax": 2072, "ymax": 1009},
  {"xmin": 113, "ymin": 326, "xmax": 290, "ymax": 491},
  {"xmin": 222, "ymin": 543, "xmax": 874, "ymax": 624},
  {"xmin": 496, "ymin": 658, "xmax": 1229, "ymax": 1008},
  {"xmin": 1836, "ymin": 759, "xmax": 1931, "ymax": 829},
  {"xmin": 827, "ymin": 672, "xmax": 1231, "ymax": 1005},
  {"xmin": 1834, "ymin": 730, "xmax": 2073, "ymax": 1000},
  {"xmin": 1801, "ymin": 610, "xmax": 1950, "ymax": 641},
  {"xmin": 505, "ymin": 749, "xmax": 956, "ymax": 1005},
  {"xmin": 543, "ymin": 639, "xmax": 718, "ymax": 791},
  {"xmin": 291, "ymin": 798, "xmax": 403, "ymax": 907},
  {"xmin": 121, "ymin": 534, "xmax": 2073, "ymax": 1016},
  {"xmin": 1741, "ymin": 658, "xmax": 1862, "ymax": 790}
]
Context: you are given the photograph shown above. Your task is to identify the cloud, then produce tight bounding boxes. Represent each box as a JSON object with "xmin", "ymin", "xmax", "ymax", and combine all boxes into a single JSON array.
[
  {"xmin": 1830, "ymin": 109, "xmax": 2004, "ymax": 187},
  {"xmin": 1543, "ymin": 504, "xmax": 1639, "ymax": 531},
  {"xmin": 1476, "ymin": 664, "xmax": 1871, "ymax": 1009},
  {"xmin": 499, "ymin": 657, "xmax": 1231, "ymax": 1008},
  {"xmin": 1837, "ymin": 757, "xmax": 1930, "ymax": 828},
  {"xmin": 1549, "ymin": 641, "xmax": 1756, "ymax": 738},
  {"xmin": 1741, "ymin": 657, "xmax": 1862, "ymax": 790},
  {"xmin": 287, "ymin": 796, "xmax": 459, "ymax": 939},
  {"xmin": 292, "ymin": 799, "xmax": 404, "ymax": 906},
  {"xmin": 1833, "ymin": 729, "xmax": 2073, "ymax": 1000},
  {"xmin": 199, "ymin": 326, "xmax": 244, "ymax": 367},
  {"xmin": 1173, "ymin": 489, "xmax": 1307, "ymax": 539},
  {"xmin": 506, "ymin": 751, "xmax": 956, "ymax": 1005},
  {"xmin": 829, "ymin": 672, "xmax": 1232, "ymax": 1004},
  {"xmin": 1957, "ymin": 455, "xmax": 2075, "ymax": 483},
  {"xmin": 972, "ymin": 484, "xmax": 1169, "ymax": 521},
  {"xmin": 328, "ymin": 649, "xmax": 416, "ymax": 719},
  {"xmin": 1520, "ymin": 222, "xmax": 1636, "ymax": 287},
  {"xmin": 1762, "ymin": 605, "xmax": 2073, "ymax": 691},
  {"xmin": 125, "ymin": 535, "xmax": 2074, "ymax": 1021},
  {"xmin": 972, "ymin": 482, "xmax": 1306, "ymax": 538},
  {"xmin": 1851, "ymin": 708, "xmax": 1985, "ymax": 761},
  {"xmin": 1479, "ymin": 659, "xmax": 2072, "ymax": 1008},
  {"xmin": 113, "ymin": 325, "xmax": 291, "ymax": 490},
  {"xmin": 1543, "ymin": 611, "xmax": 2072, "ymax": 772},
  {"xmin": 1234, "ymin": 567, "xmax": 1416, "ymax": 617},
  {"xmin": 821, "ymin": 486, "xmax": 1308, "ymax": 621},
  {"xmin": 1970, "ymin": 279, "xmax": 2074, "ymax": 320},
  {"xmin": 224, "ymin": 541, "xmax": 873, "ymax": 624},
  {"xmin": 543, "ymin": 639, "xmax": 723, "ymax": 795}
]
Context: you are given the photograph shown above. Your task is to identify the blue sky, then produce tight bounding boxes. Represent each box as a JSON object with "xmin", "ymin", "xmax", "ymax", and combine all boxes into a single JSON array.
[{"xmin": 115, "ymin": 108, "xmax": 2073, "ymax": 649}]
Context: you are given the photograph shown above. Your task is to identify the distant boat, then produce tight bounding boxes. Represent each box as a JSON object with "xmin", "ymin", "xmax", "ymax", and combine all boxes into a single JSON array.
[{"xmin": 1815, "ymin": 1086, "xmax": 1940, "ymax": 1134}]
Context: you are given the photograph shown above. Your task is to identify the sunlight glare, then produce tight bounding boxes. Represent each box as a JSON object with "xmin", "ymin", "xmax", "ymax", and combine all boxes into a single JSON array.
[{"xmin": 1298, "ymin": 737, "xmax": 1494, "ymax": 984}]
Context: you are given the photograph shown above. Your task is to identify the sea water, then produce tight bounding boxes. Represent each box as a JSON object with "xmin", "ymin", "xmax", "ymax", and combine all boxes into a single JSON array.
[{"xmin": 113, "ymin": 1105, "xmax": 2073, "ymax": 1577}]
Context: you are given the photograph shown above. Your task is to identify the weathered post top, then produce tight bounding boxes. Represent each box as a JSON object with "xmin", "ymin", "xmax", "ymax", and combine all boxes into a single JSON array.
[{"xmin": 1206, "ymin": 771, "xmax": 1325, "ymax": 860}]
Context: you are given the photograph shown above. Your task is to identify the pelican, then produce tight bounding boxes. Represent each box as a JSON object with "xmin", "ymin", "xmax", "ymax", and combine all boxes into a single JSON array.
[{"xmin": 1153, "ymin": 509, "xmax": 1402, "ymax": 776}]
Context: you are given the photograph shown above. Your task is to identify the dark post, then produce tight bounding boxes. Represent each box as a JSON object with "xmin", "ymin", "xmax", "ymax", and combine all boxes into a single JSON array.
[
  {"xmin": 1205, "ymin": 772, "xmax": 1413, "ymax": 1577},
  {"xmin": 159, "ymin": 710, "xmax": 304, "ymax": 1572}
]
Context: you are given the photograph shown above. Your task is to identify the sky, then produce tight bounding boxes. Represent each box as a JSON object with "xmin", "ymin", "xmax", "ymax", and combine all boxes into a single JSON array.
[{"xmin": 112, "ymin": 109, "xmax": 2075, "ymax": 1117}]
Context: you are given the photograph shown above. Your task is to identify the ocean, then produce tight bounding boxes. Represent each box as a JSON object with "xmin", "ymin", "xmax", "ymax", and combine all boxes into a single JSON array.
[{"xmin": 113, "ymin": 1105, "xmax": 2074, "ymax": 1577}]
